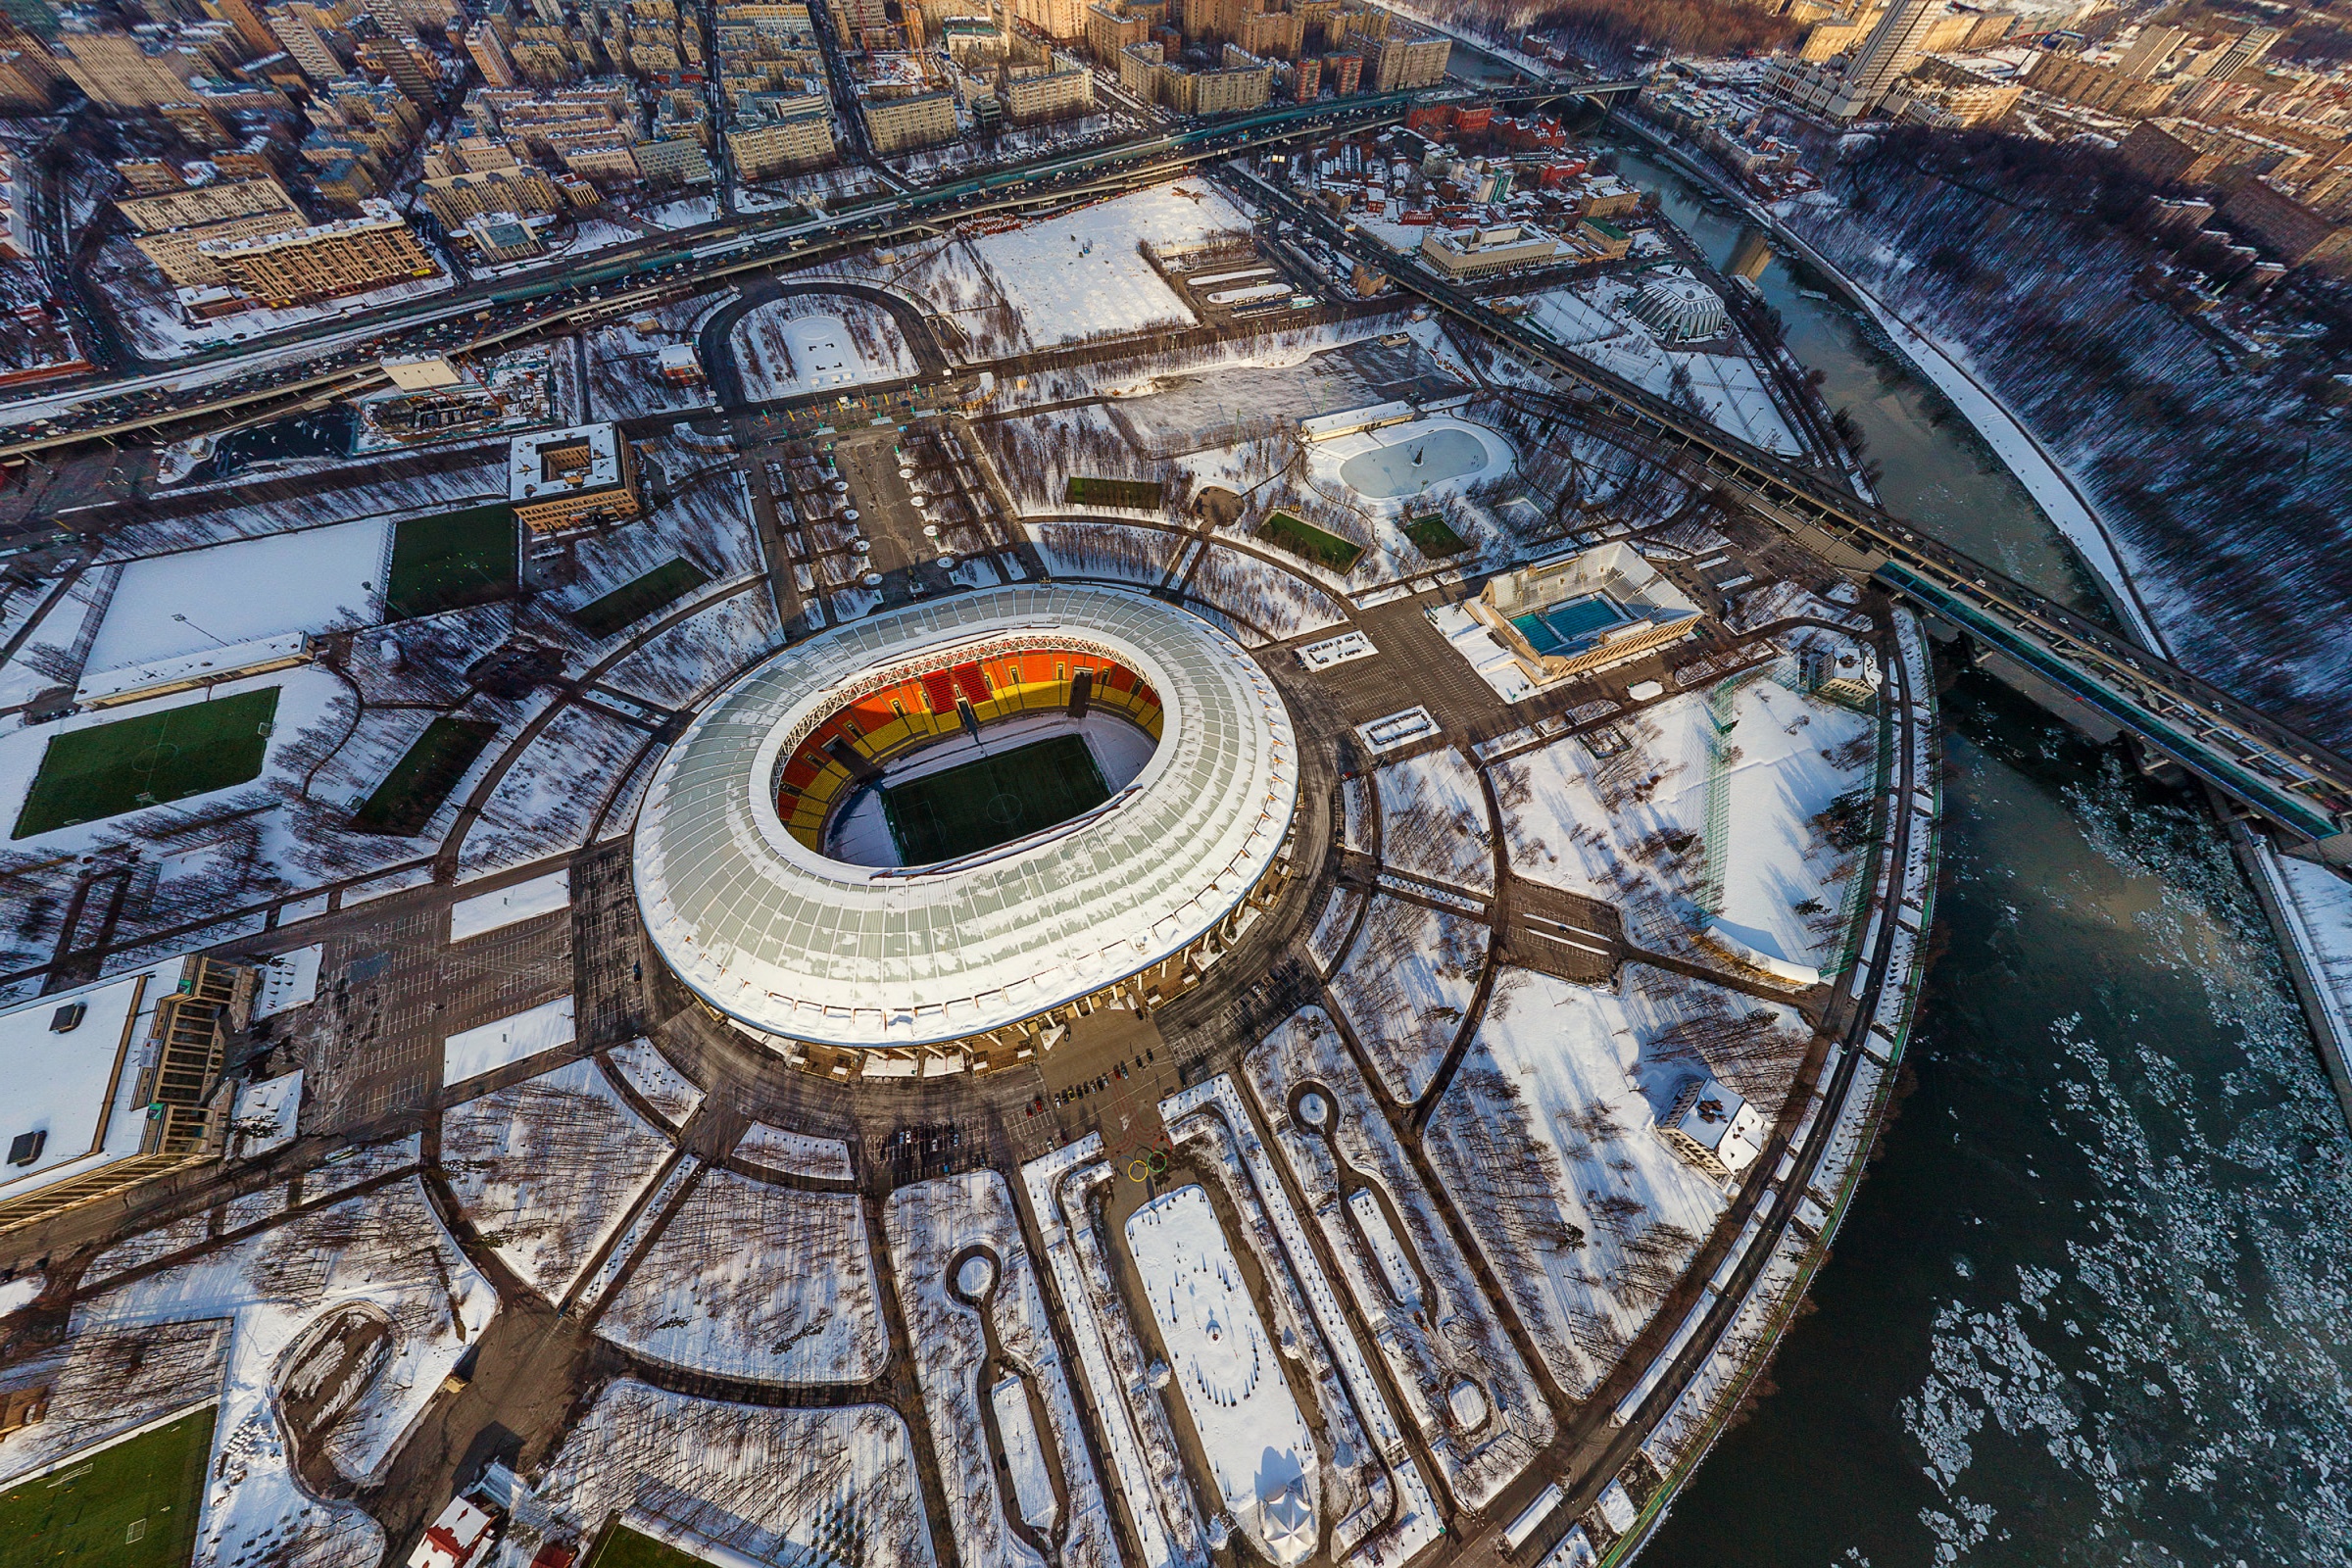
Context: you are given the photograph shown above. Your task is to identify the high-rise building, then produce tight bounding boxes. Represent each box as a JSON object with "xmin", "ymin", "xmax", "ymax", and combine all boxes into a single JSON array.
[
  {"xmin": 2199, "ymin": 25, "xmax": 2278, "ymax": 85},
  {"xmin": 264, "ymin": 4, "xmax": 336, "ymax": 78},
  {"xmin": 2118, "ymin": 23, "xmax": 2183, "ymax": 78},
  {"xmin": 0, "ymin": 39, "xmax": 59, "ymax": 109},
  {"xmin": 356, "ymin": 34, "xmax": 438, "ymax": 104},
  {"xmin": 52, "ymin": 26, "xmax": 206, "ymax": 108},
  {"xmin": 203, "ymin": 0, "xmax": 283, "ymax": 57},
  {"xmin": 466, "ymin": 18, "xmax": 516, "ymax": 82},
  {"xmin": 1364, "ymin": 24, "xmax": 1445, "ymax": 90},
  {"xmin": 1840, "ymin": 0, "xmax": 1943, "ymax": 110}
]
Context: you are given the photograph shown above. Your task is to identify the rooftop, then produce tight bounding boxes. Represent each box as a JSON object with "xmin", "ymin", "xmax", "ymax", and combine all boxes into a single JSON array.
[{"xmin": 633, "ymin": 586, "xmax": 1298, "ymax": 1051}]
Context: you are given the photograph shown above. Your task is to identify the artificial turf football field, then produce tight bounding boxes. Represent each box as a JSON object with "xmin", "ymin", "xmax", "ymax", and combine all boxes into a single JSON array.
[
  {"xmin": 882, "ymin": 733, "xmax": 1110, "ymax": 864},
  {"xmin": 12, "ymin": 687, "xmax": 280, "ymax": 839},
  {"xmin": 0, "ymin": 1404, "xmax": 215, "ymax": 1568}
]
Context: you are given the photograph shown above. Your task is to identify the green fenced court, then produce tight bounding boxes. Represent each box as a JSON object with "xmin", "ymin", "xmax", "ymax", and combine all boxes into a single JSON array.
[
  {"xmin": 384, "ymin": 504, "xmax": 518, "ymax": 621},
  {"xmin": 569, "ymin": 558, "xmax": 712, "ymax": 639},
  {"xmin": 1258, "ymin": 511, "xmax": 1364, "ymax": 572},
  {"xmin": 12, "ymin": 688, "xmax": 280, "ymax": 839},
  {"xmin": 351, "ymin": 715, "xmax": 500, "ymax": 835},
  {"xmin": 883, "ymin": 734, "xmax": 1109, "ymax": 865},
  {"xmin": 1064, "ymin": 476, "xmax": 1164, "ymax": 511},
  {"xmin": 0, "ymin": 1404, "xmax": 215, "ymax": 1568},
  {"xmin": 1402, "ymin": 514, "xmax": 1470, "ymax": 558},
  {"xmin": 587, "ymin": 1526, "xmax": 716, "ymax": 1568}
]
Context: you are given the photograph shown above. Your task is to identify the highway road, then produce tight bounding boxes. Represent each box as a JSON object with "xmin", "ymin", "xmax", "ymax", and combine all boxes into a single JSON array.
[{"xmin": 0, "ymin": 79, "xmax": 1630, "ymax": 459}]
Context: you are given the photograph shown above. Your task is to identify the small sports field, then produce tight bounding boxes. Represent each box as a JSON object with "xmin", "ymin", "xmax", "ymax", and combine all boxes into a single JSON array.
[
  {"xmin": 883, "ymin": 734, "xmax": 1108, "ymax": 864},
  {"xmin": 0, "ymin": 1404, "xmax": 215, "ymax": 1568},
  {"xmin": 13, "ymin": 688, "xmax": 280, "ymax": 839},
  {"xmin": 351, "ymin": 715, "xmax": 500, "ymax": 835},
  {"xmin": 569, "ymin": 558, "xmax": 711, "ymax": 639},
  {"xmin": 384, "ymin": 504, "xmax": 518, "ymax": 621},
  {"xmin": 589, "ymin": 1525, "xmax": 715, "ymax": 1568}
]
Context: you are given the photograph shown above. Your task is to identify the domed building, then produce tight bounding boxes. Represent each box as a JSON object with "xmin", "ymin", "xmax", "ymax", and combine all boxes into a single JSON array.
[
  {"xmin": 632, "ymin": 584, "xmax": 1300, "ymax": 1077},
  {"xmin": 1631, "ymin": 275, "xmax": 1728, "ymax": 342}
]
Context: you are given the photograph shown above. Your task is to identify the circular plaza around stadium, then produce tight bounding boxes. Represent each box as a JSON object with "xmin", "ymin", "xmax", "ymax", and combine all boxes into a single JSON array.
[{"xmin": 633, "ymin": 584, "xmax": 1299, "ymax": 1071}]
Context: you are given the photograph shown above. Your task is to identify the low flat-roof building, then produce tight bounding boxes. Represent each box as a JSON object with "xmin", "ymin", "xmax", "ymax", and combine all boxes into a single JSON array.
[
  {"xmin": 510, "ymin": 420, "xmax": 644, "ymax": 533},
  {"xmin": 0, "ymin": 955, "xmax": 255, "ymax": 1240},
  {"xmin": 1473, "ymin": 542, "xmax": 1704, "ymax": 684},
  {"xmin": 1419, "ymin": 220, "xmax": 1559, "ymax": 277}
]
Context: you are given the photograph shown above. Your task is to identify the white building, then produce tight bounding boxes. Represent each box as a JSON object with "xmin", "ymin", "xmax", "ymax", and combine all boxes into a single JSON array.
[
  {"xmin": 1655, "ymin": 1075, "xmax": 1767, "ymax": 1180},
  {"xmin": 408, "ymin": 1496, "xmax": 498, "ymax": 1568}
]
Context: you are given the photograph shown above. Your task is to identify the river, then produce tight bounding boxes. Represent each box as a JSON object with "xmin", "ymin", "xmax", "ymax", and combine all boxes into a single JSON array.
[{"xmin": 1585, "ymin": 138, "xmax": 2352, "ymax": 1564}]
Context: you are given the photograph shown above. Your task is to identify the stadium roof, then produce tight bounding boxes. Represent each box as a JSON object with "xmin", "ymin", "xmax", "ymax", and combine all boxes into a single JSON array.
[{"xmin": 633, "ymin": 585, "xmax": 1298, "ymax": 1052}]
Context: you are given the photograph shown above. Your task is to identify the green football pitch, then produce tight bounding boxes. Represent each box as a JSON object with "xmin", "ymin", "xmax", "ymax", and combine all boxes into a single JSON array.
[
  {"xmin": 883, "ymin": 733, "xmax": 1110, "ymax": 865},
  {"xmin": 13, "ymin": 687, "xmax": 280, "ymax": 839},
  {"xmin": 0, "ymin": 1404, "xmax": 215, "ymax": 1568}
]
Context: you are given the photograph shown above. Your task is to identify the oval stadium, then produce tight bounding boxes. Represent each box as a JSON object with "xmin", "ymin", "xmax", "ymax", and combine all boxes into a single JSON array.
[{"xmin": 633, "ymin": 583, "xmax": 1300, "ymax": 1071}]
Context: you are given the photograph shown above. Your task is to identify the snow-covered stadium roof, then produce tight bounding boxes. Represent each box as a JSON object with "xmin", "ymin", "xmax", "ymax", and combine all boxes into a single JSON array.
[{"xmin": 633, "ymin": 585, "xmax": 1298, "ymax": 1051}]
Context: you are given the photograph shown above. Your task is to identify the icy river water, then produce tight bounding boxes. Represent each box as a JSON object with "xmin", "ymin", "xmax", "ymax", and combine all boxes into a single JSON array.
[{"xmin": 1591, "ymin": 145, "xmax": 2352, "ymax": 1565}]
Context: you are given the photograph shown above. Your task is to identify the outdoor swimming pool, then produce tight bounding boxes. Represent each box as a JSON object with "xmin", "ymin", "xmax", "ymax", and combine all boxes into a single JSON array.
[
  {"xmin": 1337, "ymin": 426, "xmax": 1492, "ymax": 498},
  {"xmin": 1511, "ymin": 594, "xmax": 1631, "ymax": 657}
]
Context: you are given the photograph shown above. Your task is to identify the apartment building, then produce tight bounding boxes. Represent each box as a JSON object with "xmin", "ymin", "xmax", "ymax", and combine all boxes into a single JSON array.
[{"xmin": 198, "ymin": 199, "xmax": 437, "ymax": 305}]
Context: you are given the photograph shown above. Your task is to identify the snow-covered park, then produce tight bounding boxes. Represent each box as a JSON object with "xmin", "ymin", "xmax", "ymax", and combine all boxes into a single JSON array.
[
  {"xmin": 1127, "ymin": 1184, "xmax": 1318, "ymax": 1564},
  {"xmin": 1491, "ymin": 674, "xmax": 1876, "ymax": 982}
]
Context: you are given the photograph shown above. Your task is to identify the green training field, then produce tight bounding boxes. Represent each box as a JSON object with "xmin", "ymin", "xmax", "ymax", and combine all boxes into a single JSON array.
[
  {"xmin": 1402, "ymin": 514, "xmax": 1470, "ymax": 558},
  {"xmin": 351, "ymin": 715, "xmax": 500, "ymax": 835},
  {"xmin": 1258, "ymin": 511, "xmax": 1364, "ymax": 572},
  {"xmin": 0, "ymin": 1404, "xmax": 215, "ymax": 1568},
  {"xmin": 588, "ymin": 1526, "xmax": 716, "ymax": 1568},
  {"xmin": 1065, "ymin": 475, "xmax": 1164, "ymax": 511},
  {"xmin": 384, "ymin": 504, "xmax": 518, "ymax": 621},
  {"xmin": 13, "ymin": 688, "xmax": 280, "ymax": 840},
  {"xmin": 883, "ymin": 733, "xmax": 1109, "ymax": 865},
  {"xmin": 569, "ymin": 558, "xmax": 712, "ymax": 640}
]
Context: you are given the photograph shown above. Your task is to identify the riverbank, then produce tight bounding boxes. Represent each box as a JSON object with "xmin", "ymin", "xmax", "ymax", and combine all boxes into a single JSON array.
[{"xmin": 1608, "ymin": 114, "xmax": 2352, "ymax": 1129}]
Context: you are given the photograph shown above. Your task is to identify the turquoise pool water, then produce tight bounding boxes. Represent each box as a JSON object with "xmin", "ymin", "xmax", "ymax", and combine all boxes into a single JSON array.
[{"xmin": 1511, "ymin": 593, "xmax": 1628, "ymax": 656}]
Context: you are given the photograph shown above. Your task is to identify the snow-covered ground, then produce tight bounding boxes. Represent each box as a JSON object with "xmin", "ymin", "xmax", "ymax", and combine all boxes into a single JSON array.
[
  {"xmin": 507, "ymin": 1381, "xmax": 936, "ymax": 1568},
  {"xmin": 1512, "ymin": 276, "xmax": 1799, "ymax": 457},
  {"xmin": 83, "ymin": 519, "xmax": 388, "ymax": 674},
  {"xmin": 967, "ymin": 182, "xmax": 1248, "ymax": 349},
  {"xmin": 601, "ymin": 1166, "xmax": 887, "ymax": 1384},
  {"xmin": 1020, "ymin": 1137, "xmax": 1209, "ymax": 1568},
  {"xmin": 884, "ymin": 1172, "xmax": 1119, "ymax": 1568},
  {"xmin": 449, "ymin": 868, "xmax": 569, "ymax": 940},
  {"xmin": 440, "ymin": 1057, "xmax": 676, "ymax": 1300},
  {"xmin": 1127, "ymin": 1183, "xmax": 1318, "ymax": 1563},
  {"xmin": 734, "ymin": 1121, "xmax": 854, "ymax": 1181},
  {"xmin": 1305, "ymin": 417, "xmax": 1514, "ymax": 515},
  {"xmin": 730, "ymin": 296, "xmax": 918, "ymax": 401},
  {"xmin": 442, "ymin": 995, "xmax": 575, "ymax": 1086},
  {"xmin": 1423, "ymin": 966, "xmax": 1779, "ymax": 1397},
  {"xmin": 1182, "ymin": 547, "xmax": 1348, "ymax": 645},
  {"xmin": 607, "ymin": 1037, "xmax": 705, "ymax": 1125},
  {"xmin": 1156, "ymin": 1074, "xmax": 1442, "ymax": 1568},
  {"xmin": 0, "ymin": 665, "xmax": 346, "ymax": 857},
  {"xmin": 1242, "ymin": 1007, "xmax": 1552, "ymax": 1509},
  {"xmin": 69, "ymin": 1178, "xmax": 494, "ymax": 1568},
  {"xmin": 1492, "ymin": 676, "xmax": 1874, "ymax": 980},
  {"xmin": 1323, "ymin": 895, "xmax": 1486, "ymax": 1103},
  {"xmin": 1373, "ymin": 750, "xmax": 1494, "ymax": 892}
]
